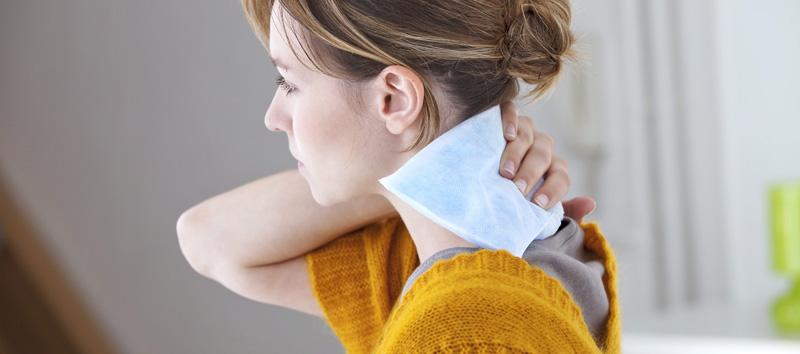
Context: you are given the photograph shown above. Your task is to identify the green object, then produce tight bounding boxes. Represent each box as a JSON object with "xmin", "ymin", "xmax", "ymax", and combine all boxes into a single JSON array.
[
  {"xmin": 769, "ymin": 180, "xmax": 800, "ymax": 334},
  {"xmin": 772, "ymin": 276, "xmax": 800, "ymax": 334}
]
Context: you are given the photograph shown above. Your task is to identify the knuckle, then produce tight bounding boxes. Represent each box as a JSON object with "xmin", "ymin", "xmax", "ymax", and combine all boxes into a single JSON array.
[
  {"xmin": 559, "ymin": 156, "xmax": 569, "ymax": 171},
  {"xmin": 514, "ymin": 168, "xmax": 531, "ymax": 182},
  {"xmin": 552, "ymin": 156, "xmax": 567, "ymax": 172},
  {"xmin": 520, "ymin": 160, "xmax": 547, "ymax": 181},
  {"xmin": 503, "ymin": 145, "xmax": 524, "ymax": 164},
  {"xmin": 514, "ymin": 117, "xmax": 529, "ymax": 132},
  {"xmin": 519, "ymin": 115, "xmax": 535, "ymax": 129},
  {"xmin": 541, "ymin": 133, "xmax": 554, "ymax": 146},
  {"xmin": 534, "ymin": 142, "xmax": 552, "ymax": 163},
  {"xmin": 502, "ymin": 101, "xmax": 518, "ymax": 120},
  {"xmin": 554, "ymin": 167, "xmax": 571, "ymax": 185},
  {"xmin": 521, "ymin": 127, "xmax": 535, "ymax": 143},
  {"xmin": 517, "ymin": 117, "xmax": 535, "ymax": 136}
]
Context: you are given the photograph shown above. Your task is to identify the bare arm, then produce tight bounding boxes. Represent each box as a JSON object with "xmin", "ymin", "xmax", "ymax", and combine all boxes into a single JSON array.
[
  {"xmin": 176, "ymin": 168, "xmax": 397, "ymax": 276},
  {"xmin": 207, "ymin": 254, "xmax": 324, "ymax": 318},
  {"xmin": 175, "ymin": 102, "xmax": 591, "ymax": 318}
]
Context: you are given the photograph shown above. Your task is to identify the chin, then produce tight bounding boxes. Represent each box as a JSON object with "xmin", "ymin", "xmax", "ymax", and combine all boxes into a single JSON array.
[
  {"xmin": 311, "ymin": 193, "xmax": 338, "ymax": 207},
  {"xmin": 310, "ymin": 183, "xmax": 361, "ymax": 207},
  {"xmin": 306, "ymin": 183, "xmax": 335, "ymax": 207}
]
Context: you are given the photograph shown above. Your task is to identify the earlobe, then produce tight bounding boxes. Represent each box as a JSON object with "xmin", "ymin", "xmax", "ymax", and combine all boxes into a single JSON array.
[{"xmin": 376, "ymin": 65, "xmax": 425, "ymax": 135}]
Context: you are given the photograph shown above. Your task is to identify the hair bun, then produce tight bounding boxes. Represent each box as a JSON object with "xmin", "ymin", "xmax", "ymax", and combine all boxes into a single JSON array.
[{"xmin": 498, "ymin": 0, "xmax": 576, "ymax": 101}]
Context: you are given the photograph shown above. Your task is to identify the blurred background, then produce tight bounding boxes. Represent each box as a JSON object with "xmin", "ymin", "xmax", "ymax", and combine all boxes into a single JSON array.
[{"xmin": 1, "ymin": 0, "xmax": 799, "ymax": 353}]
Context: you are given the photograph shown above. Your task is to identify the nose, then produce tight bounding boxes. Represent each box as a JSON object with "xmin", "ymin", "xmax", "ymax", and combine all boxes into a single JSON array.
[
  {"xmin": 264, "ymin": 112, "xmax": 280, "ymax": 132},
  {"xmin": 264, "ymin": 94, "xmax": 291, "ymax": 133}
]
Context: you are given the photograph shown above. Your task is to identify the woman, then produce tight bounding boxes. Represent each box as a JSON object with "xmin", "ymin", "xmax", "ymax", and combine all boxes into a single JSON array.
[{"xmin": 239, "ymin": 0, "xmax": 620, "ymax": 352}]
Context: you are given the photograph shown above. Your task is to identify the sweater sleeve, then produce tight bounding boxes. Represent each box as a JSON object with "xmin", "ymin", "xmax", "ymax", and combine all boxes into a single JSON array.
[
  {"xmin": 304, "ymin": 216, "xmax": 419, "ymax": 354},
  {"xmin": 579, "ymin": 220, "xmax": 622, "ymax": 353}
]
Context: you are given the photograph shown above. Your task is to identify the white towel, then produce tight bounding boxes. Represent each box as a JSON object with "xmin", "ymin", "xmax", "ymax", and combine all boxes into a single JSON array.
[{"xmin": 379, "ymin": 104, "xmax": 564, "ymax": 257}]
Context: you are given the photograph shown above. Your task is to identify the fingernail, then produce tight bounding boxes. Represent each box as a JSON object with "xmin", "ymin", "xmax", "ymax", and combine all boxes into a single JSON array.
[
  {"xmin": 588, "ymin": 206, "xmax": 596, "ymax": 215},
  {"xmin": 503, "ymin": 160, "xmax": 515, "ymax": 176},
  {"xmin": 505, "ymin": 123, "xmax": 516, "ymax": 139},
  {"xmin": 535, "ymin": 194, "xmax": 549, "ymax": 208},
  {"xmin": 515, "ymin": 179, "xmax": 527, "ymax": 194}
]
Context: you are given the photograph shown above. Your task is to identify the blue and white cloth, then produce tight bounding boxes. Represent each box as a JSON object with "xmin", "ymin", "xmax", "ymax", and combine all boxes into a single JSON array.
[{"xmin": 378, "ymin": 104, "xmax": 564, "ymax": 257}]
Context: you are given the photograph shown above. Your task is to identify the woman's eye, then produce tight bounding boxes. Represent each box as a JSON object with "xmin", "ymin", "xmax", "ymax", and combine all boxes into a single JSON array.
[{"xmin": 275, "ymin": 75, "xmax": 296, "ymax": 95}]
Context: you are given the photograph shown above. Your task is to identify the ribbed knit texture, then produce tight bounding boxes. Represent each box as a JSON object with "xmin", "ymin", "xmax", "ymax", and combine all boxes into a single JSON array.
[{"xmin": 305, "ymin": 216, "xmax": 621, "ymax": 353}]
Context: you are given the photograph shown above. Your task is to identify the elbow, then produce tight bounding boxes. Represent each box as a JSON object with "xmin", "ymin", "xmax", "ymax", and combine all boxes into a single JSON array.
[{"xmin": 176, "ymin": 210, "xmax": 215, "ymax": 278}]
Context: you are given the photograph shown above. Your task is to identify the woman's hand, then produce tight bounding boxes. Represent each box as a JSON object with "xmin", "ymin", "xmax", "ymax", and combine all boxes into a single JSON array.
[{"xmin": 499, "ymin": 101, "xmax": 596, "ymax": 223}]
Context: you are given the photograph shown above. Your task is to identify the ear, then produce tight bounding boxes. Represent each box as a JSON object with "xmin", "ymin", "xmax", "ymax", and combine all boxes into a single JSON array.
[{"xmin": 371, "ymin": 65, "xmax": 425, "ymax": 135}]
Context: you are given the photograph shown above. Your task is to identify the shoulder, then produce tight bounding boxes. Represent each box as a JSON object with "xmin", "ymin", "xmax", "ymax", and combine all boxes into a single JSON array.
[
  {"xmin": 375, "ymin": 248, "xmax": 605, "ymax": 353},
  {"xmin": 383, "ymin": 219, "xmax": 622, "ymax": 354}
]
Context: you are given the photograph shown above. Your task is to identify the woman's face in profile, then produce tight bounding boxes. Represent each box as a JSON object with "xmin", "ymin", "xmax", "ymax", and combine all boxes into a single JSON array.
[{"xmin": 263, "ymin": 4, "xmax": 401, "ymax": 206}]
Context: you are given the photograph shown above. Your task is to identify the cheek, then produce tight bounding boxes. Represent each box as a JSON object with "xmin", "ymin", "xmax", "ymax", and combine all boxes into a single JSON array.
[
  {"xmin": 293, "ymin": 102, "xmax": 345, "ymax": 164},
  {"xmin": 292, "ymin": 78, "xmax": 374, "ymax": 195}
]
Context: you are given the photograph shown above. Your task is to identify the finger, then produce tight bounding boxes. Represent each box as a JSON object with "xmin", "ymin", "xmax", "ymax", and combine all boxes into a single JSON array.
[
  {"xmin": 530, "ymin": 156, "xmax": 570, "ymax": 209},
  {"xmin": 512, "ymin": 131, "xmax": 553, "ymax": 196},
  {"xmin": 562, "ymin": 196, "xmax": 597, "ymax": 223},
  {"xmin": 500, "ymin": 101, "xmax": 518, "ymax": 141},
  {"xmin": 498, "ymin": 115, "xmax": 534, "ymax": 179}
]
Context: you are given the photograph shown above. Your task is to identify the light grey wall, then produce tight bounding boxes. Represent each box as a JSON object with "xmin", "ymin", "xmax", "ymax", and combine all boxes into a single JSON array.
[
  {"xmin": 0, "ymin": 0, "xmax": 340, "ymax": 353},
  {"xmin": 715, "ymin": 0, "xmax": 800, "ymax": 307},
  {"xmin": 4, "ymin": 0, "xmax": 800, "ymax": 352}
]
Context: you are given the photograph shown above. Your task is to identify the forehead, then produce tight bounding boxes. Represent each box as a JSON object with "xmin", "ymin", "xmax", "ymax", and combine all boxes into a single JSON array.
[{"xmin": 268, "ymin": 5, "xmax": 304, "ymax": 65}]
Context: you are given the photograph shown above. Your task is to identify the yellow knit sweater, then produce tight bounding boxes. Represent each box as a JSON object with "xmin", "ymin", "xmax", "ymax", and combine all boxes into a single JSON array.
[{"xmin": 305, "ymin": 216, "xmax": 621, "ymax": 353}]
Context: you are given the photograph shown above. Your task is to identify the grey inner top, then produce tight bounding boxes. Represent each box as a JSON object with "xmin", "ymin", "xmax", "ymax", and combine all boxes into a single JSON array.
[{"xmin": 399, "ymin": 216, "xmax": 609, "ymax": 345}]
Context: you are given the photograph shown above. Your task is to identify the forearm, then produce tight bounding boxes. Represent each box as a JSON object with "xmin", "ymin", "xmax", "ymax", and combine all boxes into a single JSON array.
[{"xmin": 176, "ymin": 168, "xmax": 397, "ymax": 272}]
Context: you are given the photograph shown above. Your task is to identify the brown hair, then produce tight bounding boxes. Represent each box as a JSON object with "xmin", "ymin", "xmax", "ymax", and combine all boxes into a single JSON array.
[{"xmin": 241, "ymin": 0, "xmax": 577, "ymax": 152}]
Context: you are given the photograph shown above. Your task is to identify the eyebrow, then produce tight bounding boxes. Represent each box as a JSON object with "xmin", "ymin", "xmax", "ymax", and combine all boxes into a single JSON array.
[{"xmin": 270, "ymin": 55, "xmax": 290, "ymax": 71}]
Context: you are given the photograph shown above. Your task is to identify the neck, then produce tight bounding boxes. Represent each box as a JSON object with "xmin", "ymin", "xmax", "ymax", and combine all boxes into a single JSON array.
[
  {"xmin": 378, "ymin": 190, "xmax": 478, "ymax": 264},
  {"xmin": 371, "ymin": 105, "xmax": 479, "ymax": 264}
]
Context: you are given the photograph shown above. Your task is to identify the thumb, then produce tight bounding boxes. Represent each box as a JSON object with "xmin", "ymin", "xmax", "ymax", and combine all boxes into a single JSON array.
[{"xmin": 562, "ymin": 196, "xmax": 596, "ymax": 223}]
